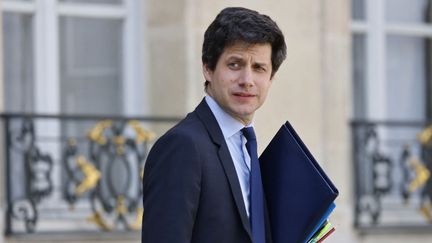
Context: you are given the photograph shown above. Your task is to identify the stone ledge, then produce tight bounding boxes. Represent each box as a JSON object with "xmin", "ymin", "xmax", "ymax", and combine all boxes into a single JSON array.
[{"xmin": 4, "ymin": 231, "xmax": 140, "ymax": 243}]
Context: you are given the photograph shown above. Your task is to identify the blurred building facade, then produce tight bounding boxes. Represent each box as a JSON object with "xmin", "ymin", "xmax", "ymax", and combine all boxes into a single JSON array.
[{"xmin": 0, "ymin": 0, "xmax": 431, "ymax": 242}]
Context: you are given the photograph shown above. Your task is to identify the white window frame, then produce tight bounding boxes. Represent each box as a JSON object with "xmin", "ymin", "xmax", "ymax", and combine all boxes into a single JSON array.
[
  {"xmin": 1, "ymin": 0, "xmax": 147, "ymax": 232},
  {"xmin": 1, "ymin": 0, "xmax": 147, "ymax": 115},
  {"xmin": 351, "ymin": 0, "xmax": 432, "ymax": 228},
  {"xmin": 351, "ymin": 0, "xmax": 432, "ymax": 120}
]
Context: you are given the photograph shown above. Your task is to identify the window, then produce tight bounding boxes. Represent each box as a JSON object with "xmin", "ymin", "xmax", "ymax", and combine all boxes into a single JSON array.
[
  {"xmin": 2, "ymin": 0, "xmax": 148, "ymax": 234},
  {"xmin": 352, "ymin": 0, "xmax": 429, "ymax": 120},
  {"xmin": 351, "ymin": 0, "xmax": 432, "ymax": 230},
  {"xmin": 2, "ymin": 0, "xmax": 146, "ymax": 116}
]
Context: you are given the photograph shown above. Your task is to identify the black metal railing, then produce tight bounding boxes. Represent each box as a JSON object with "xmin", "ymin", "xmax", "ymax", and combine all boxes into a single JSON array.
[
  {"xmin": 1, "ymin": 113, "xmax": 182, "ymax": 235},
  {"xmin": 352, "ymin": 120, "xmax": 432, "ymax": 231}
]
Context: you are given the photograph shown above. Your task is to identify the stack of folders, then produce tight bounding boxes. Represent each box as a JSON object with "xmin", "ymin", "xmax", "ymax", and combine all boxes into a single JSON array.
[
  {"xmin": 260, "ymin": 122, "xmax": 339, "ymax": 243},
  {"xmin": 307, "ymin": 220, "xmax": 335, "ymax": 243}
]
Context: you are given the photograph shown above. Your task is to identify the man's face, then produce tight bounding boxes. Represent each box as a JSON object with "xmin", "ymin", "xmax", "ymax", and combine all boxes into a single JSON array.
[{"xmin": 203, "ymin": 42, "xmax": 273, "ymax": 125}]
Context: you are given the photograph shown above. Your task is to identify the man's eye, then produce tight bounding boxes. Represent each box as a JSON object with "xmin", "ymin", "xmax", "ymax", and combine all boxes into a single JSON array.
[
  {"xmin": 255, "ymin": 66, "xmax": 267, "ymax": 72},
  {"xmin": 228, "ymin": 63, "xmax": 240, "ymax": 69}
]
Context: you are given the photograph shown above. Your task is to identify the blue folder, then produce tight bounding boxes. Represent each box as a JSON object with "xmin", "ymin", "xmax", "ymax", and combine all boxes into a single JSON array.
[{"xmin": 259, "ymin": 121, "xmax": 339, "ymax": 243}]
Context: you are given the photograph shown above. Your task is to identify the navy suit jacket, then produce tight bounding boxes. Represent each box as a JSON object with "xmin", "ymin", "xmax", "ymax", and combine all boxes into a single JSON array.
[{"xmin": 142, "ymin": 99, "xmax": 272, "ymax": 243}]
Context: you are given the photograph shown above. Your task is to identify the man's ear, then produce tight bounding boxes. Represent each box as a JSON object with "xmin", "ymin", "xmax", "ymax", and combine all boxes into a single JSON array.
[{"xmin": 202, "ymin": 64, "xmax": 212, "ymax": 82}]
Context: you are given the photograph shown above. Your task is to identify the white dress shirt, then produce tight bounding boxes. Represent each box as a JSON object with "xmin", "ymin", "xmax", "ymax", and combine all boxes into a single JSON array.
[{"xmin": 205, "ymin": 95, "xmax": 252, "ymax": 217}]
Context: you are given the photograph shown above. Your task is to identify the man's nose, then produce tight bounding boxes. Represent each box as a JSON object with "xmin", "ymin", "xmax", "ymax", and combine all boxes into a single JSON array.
[{"xmin": 239, "ymin": 67, "xmax": 253, "ymax": 87}]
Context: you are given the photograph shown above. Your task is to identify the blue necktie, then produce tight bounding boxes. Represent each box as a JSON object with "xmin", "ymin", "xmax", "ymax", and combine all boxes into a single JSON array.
[{"xmin": 242, "ymin": 127, "xmax": 266, "ymax": 243}]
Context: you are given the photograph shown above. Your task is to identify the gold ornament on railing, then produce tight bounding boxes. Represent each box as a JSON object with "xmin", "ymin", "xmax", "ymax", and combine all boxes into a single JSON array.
[
  {"xmin": 87, "ymin": 211, "xmax": 113, "ymax": 231},
  {"xmin": 75, "ymin": 156, "xmax": 101, "ymax": 195},
  {"xmin": 87, "ymin": 120, "xmax": 113, "ymax": 145},
  {"xmin": 131, "ymin": 207, "xmax": 144, "ymax": 230},
  {"xmin": 116, "ymin": 196, "xmax": 127, "ymax": 216},
  {"xmin": 413, "ymin": 126, "xmax": 432, "ymax": 222},
  {"xmin": 408, "ymin": 158, "xmax": 430, "ymax": 193},
  {"xmin": 418, "ymin": 125, "xmax": 432, "ymax": 146},
  {"xmin": 67, "ymin": 119, "xmax": 155, "ymax": 231},
  {"xmin": 128, "ymin": 120, "xmax": 156, "ymax": 144}
]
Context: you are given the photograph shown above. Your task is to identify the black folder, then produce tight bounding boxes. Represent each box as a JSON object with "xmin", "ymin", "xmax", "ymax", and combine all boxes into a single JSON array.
[{"xmin": 259, "ymin": 121, "xmax": 339, "ymax": 243}]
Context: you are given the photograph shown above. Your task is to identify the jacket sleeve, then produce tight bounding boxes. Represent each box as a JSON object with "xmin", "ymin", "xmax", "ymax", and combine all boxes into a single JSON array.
[{"xmin": 142, "ymin": 131, "xmax": 202, "ymax": 243}]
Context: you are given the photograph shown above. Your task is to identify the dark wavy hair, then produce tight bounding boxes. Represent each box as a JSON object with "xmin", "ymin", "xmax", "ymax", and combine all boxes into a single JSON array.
[{"xmin": 202, "ymin": 7, "xmax": 287, "ymax": 89}]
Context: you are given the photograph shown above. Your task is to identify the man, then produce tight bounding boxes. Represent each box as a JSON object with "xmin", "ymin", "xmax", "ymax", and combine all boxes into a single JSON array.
[{"xmin": 142, "ymin": 7, "xmax": 286, "ymax": 243}]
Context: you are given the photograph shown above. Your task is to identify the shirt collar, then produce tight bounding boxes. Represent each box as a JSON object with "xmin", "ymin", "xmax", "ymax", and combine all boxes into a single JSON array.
[{"xmin": 205, "ymin": 95, "xmax": 252, "ymax": 139}]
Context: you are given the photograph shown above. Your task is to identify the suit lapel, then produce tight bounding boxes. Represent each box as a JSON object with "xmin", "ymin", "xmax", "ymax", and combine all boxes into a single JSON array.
[{"xmin": 194, "ymin": 99, "xmax": 252, "ymax": 239}]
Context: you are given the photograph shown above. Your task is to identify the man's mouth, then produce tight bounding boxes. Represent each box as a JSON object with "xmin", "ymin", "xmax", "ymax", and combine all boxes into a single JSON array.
[{"xmin": 233, "ymin": 92, "xmax": 255, "ymax": 97}]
